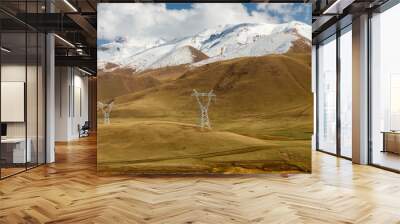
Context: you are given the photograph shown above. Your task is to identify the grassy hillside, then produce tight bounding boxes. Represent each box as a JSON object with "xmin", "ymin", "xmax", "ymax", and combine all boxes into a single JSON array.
[
  {"xmin": 98, "ymin": 121, "xmax": 310, "ymax": 173},
  {"xmin": 98, "ymin": 70, "xmax": 161, "ymax": 101},
  {"xmin": 98, "ymin": 53, "xmax": 312, "ymax": 174},
  {"xmin": 187, "ymin": 45, "xmax": 209, "ymax": 62}
]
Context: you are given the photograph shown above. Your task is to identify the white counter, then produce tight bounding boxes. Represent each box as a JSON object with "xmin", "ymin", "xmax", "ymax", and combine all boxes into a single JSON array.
[{"xmin": 1, "ymin": 138, "xmax": 32, "ymax": 163}]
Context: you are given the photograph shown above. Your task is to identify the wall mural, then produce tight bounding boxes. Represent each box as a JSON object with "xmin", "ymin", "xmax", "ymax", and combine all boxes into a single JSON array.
[{"xmin": 97, "ymin": 3, "xmax": 313, "ymax": 174}]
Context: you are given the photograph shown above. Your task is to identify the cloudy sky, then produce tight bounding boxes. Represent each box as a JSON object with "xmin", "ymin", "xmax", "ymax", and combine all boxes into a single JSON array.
[{"xmin": 98, "ymin": 3, "xmax": 311, "ymax": 46}]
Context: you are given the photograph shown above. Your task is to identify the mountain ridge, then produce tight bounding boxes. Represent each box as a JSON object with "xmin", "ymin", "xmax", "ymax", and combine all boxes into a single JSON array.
[{"xmin": 98, "ymin": 21, "xmax": 311, "ymax": 72}]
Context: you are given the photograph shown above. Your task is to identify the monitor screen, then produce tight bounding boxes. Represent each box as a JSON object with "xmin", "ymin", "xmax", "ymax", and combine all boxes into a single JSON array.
[{"xmin": 1, "ymin": 123, "xmax": 7, "ymax": 137}]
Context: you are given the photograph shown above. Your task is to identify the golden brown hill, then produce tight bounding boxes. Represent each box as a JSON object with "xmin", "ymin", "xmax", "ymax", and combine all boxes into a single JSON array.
[
  {"xmin": 135, "ymin": 64, "xmax": 189, "ymax": 82},
  {"xmin": 186, "ymin": 45, "xmax": 209, "ymax": 62},
  {"xmin": 98, "ymin": 66, "xmax": 136, "ymax": 76},
  {"xmin": 98, "ymin": 72, "xmax": 161, "ymax": 101},
  {"xmin": 288, "ymin": 37, "xmax": 312, "ymax": 54},
  {"xmin": 103, "ymin": 62, "xmax": 119, "ymax": 70},
  {"xmin": 98, "ymin": 121, "xmax": 310, "ymax": 173},
  {"xmin": 98, "ymin": 53, "xmax": 312, "ymax": 173},
  {"xmin": 112, "ymin": 53, "xmax": 312, "ymax": 140}
]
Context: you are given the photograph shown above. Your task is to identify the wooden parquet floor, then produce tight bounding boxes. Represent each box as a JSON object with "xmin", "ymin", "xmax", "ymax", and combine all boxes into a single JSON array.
[{"xmin": 1, "ymin": 135, "xmax": 400, "ymax": 224}]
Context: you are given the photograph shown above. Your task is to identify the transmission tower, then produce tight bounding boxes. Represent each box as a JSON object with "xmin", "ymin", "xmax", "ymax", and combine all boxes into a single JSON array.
[
  {"xmin": 192, "ymin": 89, "xmax": 216, "ymax": 129},
  {"xmin": 97, "ymin": 101, "xmax": 114, "ymax": 125}
]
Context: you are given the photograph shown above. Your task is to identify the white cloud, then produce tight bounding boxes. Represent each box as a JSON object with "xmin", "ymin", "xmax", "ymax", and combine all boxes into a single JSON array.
[
  {"xmin": 257, "ymin": 3, "xmax": 297, "ymax": 13},
  {"xmin": 256, "ymin": 3, "xmax": 308, "ymax": 23},
  {"xmin": 98, "ymin": 3, "xmax": 305, "ymax": 45}
]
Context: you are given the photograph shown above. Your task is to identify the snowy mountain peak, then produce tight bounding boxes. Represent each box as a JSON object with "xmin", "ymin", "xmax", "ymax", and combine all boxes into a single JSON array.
[
  {"xmin": 149, "ymin": 46, "xmax": 209, "ymax": 70},
  {"xmin": 98, "ymin": 21, "xmax": 311, "ymax": 72}
]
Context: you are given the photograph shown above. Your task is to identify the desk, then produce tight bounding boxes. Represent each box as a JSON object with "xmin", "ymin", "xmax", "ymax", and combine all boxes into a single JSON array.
[
  {"xmin": 1, "ymin": 138, "xmax": 31, "ymax": 163},
  {"xmin": 382, "ymin": 131, "xmax": 400, "ymax": 154}
]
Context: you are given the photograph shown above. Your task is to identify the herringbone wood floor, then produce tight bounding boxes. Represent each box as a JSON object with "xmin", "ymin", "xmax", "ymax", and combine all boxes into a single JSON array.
[{"xmin": 1, "ymin": 135, "xmax": 400, "ymax": 224}]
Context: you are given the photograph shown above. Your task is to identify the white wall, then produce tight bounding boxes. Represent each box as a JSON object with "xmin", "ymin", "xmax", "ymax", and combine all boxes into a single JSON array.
[
  {"xmin": 55, "ymin": 67, "xmax": 89, "ymax": 141},
  {"xmin": 1, "ymin": 65, "xmax": 38, "ymax": 137},
  {"xmin": 1, "ymin": 65, "xmax": 26, "ymax": 140},
  {"xmin": 72, "ymin": 70, "xmax": 89, "ymax": 136},
  {"xmin": 1, "ymin": 63, "xmax": 46, "ymax": 164},
  {"xmin": 55, "ymin": 67, "xmax": 70, "ymax": 141}
]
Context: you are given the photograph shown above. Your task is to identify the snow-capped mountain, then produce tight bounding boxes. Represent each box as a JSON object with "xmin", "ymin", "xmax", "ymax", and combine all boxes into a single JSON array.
[
  {"xmin": 97, "ymin": 38, "xmax": 167, "ymax": 70},
  {"xmin": 150, "ymin": 46, "xmax": 209, "ymax": 69},
  {"xmin": 98, "ymin": 21, "xmax": 311, "ymax": 72}
]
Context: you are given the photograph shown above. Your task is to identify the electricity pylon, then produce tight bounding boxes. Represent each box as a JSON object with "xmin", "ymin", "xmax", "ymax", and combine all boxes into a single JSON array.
[
  {"xmin": 97, "ymin": 100, "xmax": 114, "ymax": 125},
  {"xmin": 192, "ymin": 89, "xmax": 216, "ymax": 129}
]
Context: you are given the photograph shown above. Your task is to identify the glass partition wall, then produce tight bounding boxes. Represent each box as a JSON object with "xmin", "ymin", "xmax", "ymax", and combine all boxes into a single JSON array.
[
  {"xmin": 0, "ymin": 4, "xmax": 46, "ymax": 179},
  {"xmin": 316, "ymin": 25, "xmax": 353, "ymax": 159},
  {"xmin": 316, "ymin": 1, "xmax": 400, "ymax": 171},
  {"xmin": 370, "ymin": 3, "xmax": 400, "ymax": 171},
  {"xmin": 317, "ymin": 35, "xmax": 337, "ymax": 154},
  {"xmin": 0, "ymin": 31, "xmax": 27, "ymax": 177},
  {"xmin": 339, "ymin": 26, "xmax": 352, "ymax": 159}
]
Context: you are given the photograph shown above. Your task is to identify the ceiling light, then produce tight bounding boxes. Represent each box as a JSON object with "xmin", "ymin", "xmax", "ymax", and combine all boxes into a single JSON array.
[
  {"xmin": 78, "ymin": 67, "xmax": 93, "ymax": 76},
  {"xmin": 54, "ymin": 34, "xmax": 75, "ymax": 48},
  {"xmin": 323, "ymin": 0, "xmax": 355, "ymax": 15},
  {"xmin": 63, "ymin": 0, "xmax": 78, "ymax": 12},
  {"xmin": 76, "ymin": 48, "xmax": 85, "ymax": 55},
  {"xmin": 1, "ymin": 47, "xmax": 11, "ymax": 53}
]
